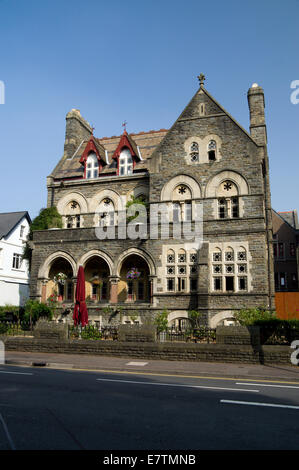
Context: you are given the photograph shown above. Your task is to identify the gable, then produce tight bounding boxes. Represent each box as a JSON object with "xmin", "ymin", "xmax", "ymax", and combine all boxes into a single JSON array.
[{"xmin": 148, "ymin": 85, "xmax": 259, "ymax": 175}]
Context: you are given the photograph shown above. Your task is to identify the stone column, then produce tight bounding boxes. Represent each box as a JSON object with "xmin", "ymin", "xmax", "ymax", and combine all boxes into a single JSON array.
[
  {"xmin": 40, "ymin": 278, "xmax": 49, "ymax": 303},
  {"xmin": 109, "ymin": 276, "xmax": 120, "ymax": 304},
  {"xmin": 148, "ymin": 275, "xmax": 157, "ymax": 304},
  {"xmin": 72, "ymin": 277, "xmax": 77, "ymax": 302}
]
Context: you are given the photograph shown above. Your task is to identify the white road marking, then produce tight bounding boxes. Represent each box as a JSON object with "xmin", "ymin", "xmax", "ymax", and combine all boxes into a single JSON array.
[
  {"xmin": 0, "ymin": 370, "xmax": 33, "ymax": 376},
  {"xmin": 0, "ymin": 413, "xmax": 16, "ymax": 450},
  {"xmin": 96, "ymin": 378, "xmax": 259, "ymax": 392},
  {"xmin": 236, "ymin": 382, "xmax": 299, "ymax": 389},
  {"xmin": 221, "ymin": 400, "xmax": 299, "ymax": 410},
  {"xmin": 126, "ymin": 362, "xmax": 148, "ymax": 366}
]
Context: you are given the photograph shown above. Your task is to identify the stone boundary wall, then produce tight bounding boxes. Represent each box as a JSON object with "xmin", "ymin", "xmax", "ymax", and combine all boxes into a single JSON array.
[{"xmin": 2, "ymin": 337, "xmax": 292, "ymax": 365}]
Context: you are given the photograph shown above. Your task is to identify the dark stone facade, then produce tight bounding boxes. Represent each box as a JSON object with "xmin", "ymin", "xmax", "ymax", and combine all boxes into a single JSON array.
[{"xmin": 30, "ymin": 79, "xmax": 275, "ymax": 327}]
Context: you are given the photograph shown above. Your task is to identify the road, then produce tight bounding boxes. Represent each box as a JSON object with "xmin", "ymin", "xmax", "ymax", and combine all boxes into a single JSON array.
[{"xmin": 0, "ymin": 364, "xmax": 298, "ymax": 451}]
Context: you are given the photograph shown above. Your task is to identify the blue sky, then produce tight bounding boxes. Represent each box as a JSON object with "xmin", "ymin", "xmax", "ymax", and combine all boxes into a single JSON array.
[{"xmin": 0, "ymin": 0, "xmax": 298, "ymax": 219}]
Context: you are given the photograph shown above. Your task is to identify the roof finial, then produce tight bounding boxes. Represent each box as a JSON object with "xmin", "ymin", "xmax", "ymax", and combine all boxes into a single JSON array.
[
  {"xmin": 122, "ymin": 120, "xmax": 127, "ymax": 133},
  {"xmin": 197, "ymin": 73, "xmax": 206, "ymax": 87},
  {"xmin": 91, "ymin": 124, "xmax": 95, "ymax": 135}
]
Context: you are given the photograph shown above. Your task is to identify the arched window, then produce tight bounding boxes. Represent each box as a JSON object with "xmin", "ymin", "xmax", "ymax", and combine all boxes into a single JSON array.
[
  {"xmin": 208, "ymin": 140, "xmax": 217, "ymax": 161},
  {"xmin": 86, "ymin": 153, "xmax": 99, "ymax": 179},
  {"xmin": 217, "ymin": 181, "xmax": 239, "ymax": 219},
  {"xmin": 98, "ymin": 198, "xmax": 115, "ymax": 226},
  {"xmin": 190, "ymin": 142, "xmax": 199, "ymax": 163},
  {"xmin": 65, "ymin": 200, "xmax": 81, "ymax": 228},
  {"xmin": 119, "ymin": 148, "xmax": 133, "ymax": 176},
  {"xmin": 172, "ymin": 184, "xmax": 192, "ymax": 222}
]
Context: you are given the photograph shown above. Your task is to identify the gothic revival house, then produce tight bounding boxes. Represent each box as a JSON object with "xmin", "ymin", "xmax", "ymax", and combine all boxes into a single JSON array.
[{"xmin": 30, "ymin": 76, "xmax": 275, "ymax": 327}]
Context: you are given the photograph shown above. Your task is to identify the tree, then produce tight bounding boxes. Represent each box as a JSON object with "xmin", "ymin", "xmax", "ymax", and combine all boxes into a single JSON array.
[{"xmin": 22, "ymin": 207, "xmax": 63, "ymax": 271}]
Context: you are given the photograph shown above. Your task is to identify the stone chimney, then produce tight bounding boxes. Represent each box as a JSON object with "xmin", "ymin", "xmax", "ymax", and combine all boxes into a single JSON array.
[
  {"xmin": 247, "ymin": 83, "xmax": 267, "ymax": 146},
  {"xmin": 64, "ymin": 109, "xmax": 93, "ymax": 157}
]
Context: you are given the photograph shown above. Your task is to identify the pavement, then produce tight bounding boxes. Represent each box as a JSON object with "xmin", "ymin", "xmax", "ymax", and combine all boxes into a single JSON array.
[{"xmin": 4, "ymin": 350, "xmax": 299, "ymax": 382}]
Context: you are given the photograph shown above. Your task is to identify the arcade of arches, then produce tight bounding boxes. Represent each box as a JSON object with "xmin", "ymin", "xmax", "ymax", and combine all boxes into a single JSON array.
[{"xmin": 41, "ymin": 253, "xmax": 152, "ymax": 305}]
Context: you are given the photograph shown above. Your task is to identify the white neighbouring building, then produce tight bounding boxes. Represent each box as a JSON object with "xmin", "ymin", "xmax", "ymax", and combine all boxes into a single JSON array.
[{"xmin": 0, "ymin": 211, "xmax": 31, "ymax": 306}]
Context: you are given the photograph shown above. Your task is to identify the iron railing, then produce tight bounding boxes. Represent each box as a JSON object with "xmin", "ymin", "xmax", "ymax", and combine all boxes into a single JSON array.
[{"xmin": 160, "ymin": 327, "xmax": 217, "ymax": 343}]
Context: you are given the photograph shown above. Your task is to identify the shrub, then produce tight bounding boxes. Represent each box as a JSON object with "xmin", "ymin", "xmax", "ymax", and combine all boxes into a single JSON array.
[
  {"xmin": 234, "ymin": 307, "xmax": 275, "ymax": 326},
  {"xmin": 154, "ymin": 309, "xmax": 169, "ymax": 333},
  {"xmin": 81, "ymin": 325, "xmax": 102, "ymax": 340},
  {"xmin": 188, "ymin": 310, "xmax": 203, "ymax": 329},
  {"xmin": 23, "ymin": 207, "xmax": 63, "ymax": 271},
  {"xmin": 23, "ymin": 300, "xmax": 53, "ymax": 324}
]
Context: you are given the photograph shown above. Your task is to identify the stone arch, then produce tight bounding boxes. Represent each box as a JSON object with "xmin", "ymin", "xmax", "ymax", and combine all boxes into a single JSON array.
[
  {"xmin": 161, "ymin": 174, "xmax": 201, "ymax": 201},
  {"xmin": 205, "ymin": 170, "xmax": 249, "ymax": 198},
  {"xmin": 115, "ymin": 247, "xmax": 156, "ymax": 277},
  {"xmin": 89, "ymin": 189, "xmax": 124, "ymax": 213},
  {"xmin": 38, "ymin": 251, "xmax": 77, "ymax": 279},
  {"xmin": 209, "ymin": 311, "xmax": 236, "ymax": 328},
  {"xmin": 168, "ymin": 310, "xmax": 189, "ymax": 323},
  {"xmin": 77, "ymin": 250, "xmax": 114, "ymax": 275},
  {"xmin": 56, "ymin": 191, "xmax": 88, "ymax": 215}
]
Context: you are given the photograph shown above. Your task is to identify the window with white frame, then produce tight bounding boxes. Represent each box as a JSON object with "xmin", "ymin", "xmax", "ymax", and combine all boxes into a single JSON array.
[
  {"xmin": 12, "ymin": 253, "xmax": 22, "ymax": 269},
  {"xmin": 211, "ymin": 247, "xmax": 248, "ymax": 293},
  {"xmin": 20, "ymin": 225, "xmax": 25, "ymax": 238},
  {"xmin": 119, "ymin": 148, "xmax": 133, "ymax": 176},
  {"xmin": 86, "ymin": 152, "xmax": 99, "ymax": 179}
]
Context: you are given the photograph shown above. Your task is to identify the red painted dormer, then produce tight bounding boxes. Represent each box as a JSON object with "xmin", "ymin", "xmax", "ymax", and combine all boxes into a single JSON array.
[
  {"xmin": 112, "ymin": 131, "xmax": 140, "ymax": 176},
  {"xmin": 80, "ymin": 136, "xmax": 107, "ymax": 179}
]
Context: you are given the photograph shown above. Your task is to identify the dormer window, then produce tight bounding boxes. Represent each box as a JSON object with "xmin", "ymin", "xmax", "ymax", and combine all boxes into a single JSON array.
[
  {"xmin": 86, "ymin": 152, "xmax": 99, "ymax": 179},
  {"xmin": 119, "ymin": 148, "xmax": 133, "ymax": 176}
]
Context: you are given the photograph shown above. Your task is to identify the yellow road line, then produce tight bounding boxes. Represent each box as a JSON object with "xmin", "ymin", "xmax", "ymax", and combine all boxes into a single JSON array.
[
  {"xmin": 5, "ymin": 362, "xmax": 299, "ymax": 385},
  {"xmin": 54, "ymin": 366, "xmax": 299, "ymax": 385}
]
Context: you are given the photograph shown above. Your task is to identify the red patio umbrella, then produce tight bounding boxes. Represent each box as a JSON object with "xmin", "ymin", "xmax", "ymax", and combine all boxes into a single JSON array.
[{"xmin": 73, "ymin": 265, "xmax": 88, "ymax": 327}]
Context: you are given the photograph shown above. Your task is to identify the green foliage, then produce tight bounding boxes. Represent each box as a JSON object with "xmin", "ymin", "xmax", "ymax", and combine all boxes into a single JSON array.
[
  {"xmin": 0, "ymin": 323, "xmax": 9, "ymax": 334},
  {"xmin": 0, "ymin": 305, "xmax": 21, "ymax": 321},
  {"xmin": 126, "ymin": 195, "xmax": 148, "ymax": 223},
  {"xmin": 188, "ymin": 310, "xmax": 203, "ymax": 329},
  {"xmin": 22, "ymin": 206, "xmax": 63, "ymax": 270},
  {"xmin": 255, "ymin": 318, "xmax": 299, "ymax": 344},
  {"xmin": 69, "ymin": 325, "xmax": 102, "ymax": 340},
  {"xmin": 234, "ymin": 307, "xmax": 275, "ymax": 326},
  {"xmin": 234, "ymin": 307, "xmax": 299, "ymax": 344},
  {"xmin": 23, "ymin": 300, "xmax": 53, "ymax": 324},
  {"xmin": 81, "ymin": 325, "xmax": 102, "ymax": 340},
  {"xmin": 154, "ymin": 309, "xmax": 169, "ymax": 333}
]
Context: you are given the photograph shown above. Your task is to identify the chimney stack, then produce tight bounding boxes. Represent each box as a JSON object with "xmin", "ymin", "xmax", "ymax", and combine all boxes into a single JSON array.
[
  {"xmin": 247, "ymin": 83, "xmax": 267, "ymax": 146},
  {"xmin": 64, "ymin": 109, "xmax": 93, "ymax": 157}
]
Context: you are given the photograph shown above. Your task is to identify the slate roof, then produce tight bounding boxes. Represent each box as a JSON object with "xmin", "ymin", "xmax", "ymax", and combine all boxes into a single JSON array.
[
  {"xmin": 51, "ymin": 129, "xmax": 168, "ymax": 180},
  {"xmin": 277, "ymin": 210, "xmax": 299, "ymax": 230},
  {"xmin": 0, "ymin": 211, "xmax": 31, "ymax": 239}
]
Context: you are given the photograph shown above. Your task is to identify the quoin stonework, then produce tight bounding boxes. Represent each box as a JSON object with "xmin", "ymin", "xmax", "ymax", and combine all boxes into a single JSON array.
[{"xmin": 29, "ymin": 76, "xmax": 275, "ymax": 327}]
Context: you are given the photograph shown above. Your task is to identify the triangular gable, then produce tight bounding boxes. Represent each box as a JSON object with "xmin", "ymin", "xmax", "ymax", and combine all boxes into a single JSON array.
[
  {"xmin": 147, "ymin": 84, "xmax": 258, "ymax": 171},
  {"xmin": 111, "ymin": 131, "xmax": 139, "ymax": 160},
  {"xmin": 79, "ymin": 136, "xmax": 106, "ymax": 165},
  {"xmin": 199, "ymin": 87, "xmax": 258, "ymax": 145}
]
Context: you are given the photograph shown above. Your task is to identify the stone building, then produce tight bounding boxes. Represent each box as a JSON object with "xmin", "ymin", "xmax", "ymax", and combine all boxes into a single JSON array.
[
  {"xmin": 29, "ymin": 76, "xmax": 275, "ymax": 327},
  {"xmin": 272, "ymin": 209, "xmax": 299, "ymax": 292}
]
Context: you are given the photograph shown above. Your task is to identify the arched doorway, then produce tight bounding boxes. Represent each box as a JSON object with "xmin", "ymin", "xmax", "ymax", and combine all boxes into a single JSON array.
[
  {"xmin": 118, "ymin": 254, "xmax": 150, "ymax": 303},
  {"xmin": 83, "ymin": 256, "xmax": 111, "ymax": 303},
  {"xmin": 48, "ymin": 257, "xmax": 74, "ymax": 303}
]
